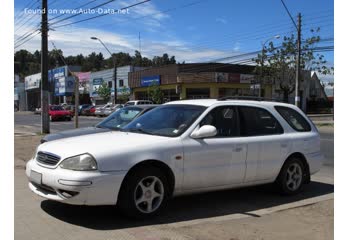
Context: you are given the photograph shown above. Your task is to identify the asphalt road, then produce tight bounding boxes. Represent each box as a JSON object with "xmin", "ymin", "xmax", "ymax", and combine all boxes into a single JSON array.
[{"xmin": 15, "ymin": 112, "xmax": 102, "ymax": 133}]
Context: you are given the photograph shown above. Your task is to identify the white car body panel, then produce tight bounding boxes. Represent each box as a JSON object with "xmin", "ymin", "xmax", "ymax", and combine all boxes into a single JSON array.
[{"xmin": 26, "ymin": 99, "xmax": 324, "ymax": 206}]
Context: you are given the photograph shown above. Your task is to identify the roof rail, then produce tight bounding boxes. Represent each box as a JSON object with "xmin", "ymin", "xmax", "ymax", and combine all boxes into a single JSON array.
[{"xmin": 217, "ymin": 96, "xmax": 281, "ymax": 102}]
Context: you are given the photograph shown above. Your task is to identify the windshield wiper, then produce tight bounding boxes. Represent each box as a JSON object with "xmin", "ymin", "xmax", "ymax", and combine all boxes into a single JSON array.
[{"xmin": 126, "ymin": 128, "xmax": 154, "ymax": 135}]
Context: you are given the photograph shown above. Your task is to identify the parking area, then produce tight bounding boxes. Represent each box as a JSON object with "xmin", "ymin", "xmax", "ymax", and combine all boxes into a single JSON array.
[{"xmin": 14, "ymin": 112, "xmax": 334, "ymax": 240}]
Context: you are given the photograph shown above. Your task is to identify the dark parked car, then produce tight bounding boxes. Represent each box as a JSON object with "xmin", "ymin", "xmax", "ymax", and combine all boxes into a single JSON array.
[
  {"xmin": 78, "ymin": 104, "xmax": 92, "ymax": 115},
  {"xmin": 41, "ymin": 105, "xmax": 159, "ymax": 143}
]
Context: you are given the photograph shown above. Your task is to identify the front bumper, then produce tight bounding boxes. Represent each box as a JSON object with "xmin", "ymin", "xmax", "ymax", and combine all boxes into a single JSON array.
[{"xmin": 26, "ymin": 159, "xmax": 127, "ymax": 205}]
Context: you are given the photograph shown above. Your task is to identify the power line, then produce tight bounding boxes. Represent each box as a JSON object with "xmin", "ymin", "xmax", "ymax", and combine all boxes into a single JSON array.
[
  {"xmin": 15, "ymin": 27, "xmax": 40, "ymax": 44},
  {"xmin": 15, "ymin": 1, "xmax": 40, "ymax": 28},
  {"xmin": 279, "ymin": 0, "xmax": 297, "ymax": 29},
  {"xmin": 51, "ymin": 0, "xmax": 157, "ymax": 29},
  {"xmin": 15, "ymin": 0, "xmax": 39, "ymax": 22},
  {"xmin": 48, "ymin": 0, "xmax": 100, "ymax": 22},
  {"xmin": 49, "ymin": 0, "xmax": 120, "ymax": 26},
  {"xmin": 14, "ymin": 30, "xmax": 40, "ymax": 49},
  {"xmin": 15, "ymin": 10, "xmax": 40, "ymax": 34}
]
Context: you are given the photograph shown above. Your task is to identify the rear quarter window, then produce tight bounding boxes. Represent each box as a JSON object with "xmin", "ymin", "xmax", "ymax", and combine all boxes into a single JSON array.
[
  {"xmin": 275, "ymin": 106, "xmax": 311, "ymax": 132},
  {"xmin": 238, "ymin": 106, "xmax": 284, "ymax": 136}
]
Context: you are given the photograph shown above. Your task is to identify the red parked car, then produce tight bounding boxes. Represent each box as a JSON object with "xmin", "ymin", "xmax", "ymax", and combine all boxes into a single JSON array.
[
  {"xmin": 49, "ymin": 105, "xmax": 73, "ymax": 121},
  {"xmin": 81, "ymin": 105, "xmax": 96, "ymax": 116}
]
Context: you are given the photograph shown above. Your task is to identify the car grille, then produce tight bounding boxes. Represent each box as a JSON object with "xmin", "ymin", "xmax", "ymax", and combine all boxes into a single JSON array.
[{"xmin": 36, "ymin": 152, "xmax": 61, "ymax": 166}]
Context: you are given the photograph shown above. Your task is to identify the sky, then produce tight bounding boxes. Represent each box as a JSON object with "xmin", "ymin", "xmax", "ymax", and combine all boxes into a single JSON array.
[{"xmin": 14, "ymin": 0, "xmax": 334, "ymax": 82}]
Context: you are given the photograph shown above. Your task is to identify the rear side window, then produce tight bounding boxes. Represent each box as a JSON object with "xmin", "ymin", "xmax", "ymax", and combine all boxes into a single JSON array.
[
  {"xmin": 238, "ymin": 106, "xmax": 284, "ymax": 136},
  {"xmin": 275, "ymin": 106, "xmax": 311, "ymax": 132}
]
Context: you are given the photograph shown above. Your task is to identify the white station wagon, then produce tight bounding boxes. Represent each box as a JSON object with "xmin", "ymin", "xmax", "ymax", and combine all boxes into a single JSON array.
[{"xmin": 26, "ymin": 99, "xmax": 324, "ymax": 218}]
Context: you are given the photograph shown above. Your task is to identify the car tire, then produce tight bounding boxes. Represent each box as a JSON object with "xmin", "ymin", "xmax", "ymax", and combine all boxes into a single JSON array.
[
  {"xmin": 67, "ymin": 116, "xmax": 72, "ymax": 121},
  {"xmin": 118, "ymin": 166, "xmax": 170, "ymax": 219},
  {"xmin": 276, "ymin": 158, "xmax": 305, "ymax": 195}
]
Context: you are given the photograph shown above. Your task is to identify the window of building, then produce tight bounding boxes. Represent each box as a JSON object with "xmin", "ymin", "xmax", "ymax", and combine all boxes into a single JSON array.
[
  {"xmin": 238, "ymin": 106, "xmax": 284, "ymax": 136},
  {"xmin": 119, "ymin": 79, "xmax": 124, "ymax": 87},
  {"xmin": 200, "ymin": 106, "xmax": 239, "ymax": 137},
  {"xmin": 186, "ymin": 88, "xmax": 210, "ymax": 99},
  {"xmin": 275, "ymin": 106, "xmax": 311, "ymax": 132}
]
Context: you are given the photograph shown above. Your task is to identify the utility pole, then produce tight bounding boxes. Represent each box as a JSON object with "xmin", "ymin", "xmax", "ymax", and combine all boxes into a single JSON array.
[
  {"xmin": 41, "ymin": 0, "xmax": 50, "ymax": 133},
  {"xmin": 113, "ymin": 59, "xmax": 117, "ymax": 104},
  {"xmin": 74, "ymin": 74, "xmax": 79, "ymax": 128},
  {"xmin": 295, "ymin": 13, "xmax": 302, "ymax": 107}
]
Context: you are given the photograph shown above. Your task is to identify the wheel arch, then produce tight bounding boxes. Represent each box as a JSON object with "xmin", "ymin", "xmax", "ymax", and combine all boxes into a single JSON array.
[
  {"xmin": 278, "ymin": 152, "xmax": 311, "ymax": 184},
  {"xmin": 119, "ymin": 159, "xmax": 176, "ymax": 197}
]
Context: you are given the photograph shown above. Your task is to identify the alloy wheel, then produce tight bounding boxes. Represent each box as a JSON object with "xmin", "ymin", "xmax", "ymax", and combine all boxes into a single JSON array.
[
  {"xmin": 134, "ymin": 176, "xmax": 164, "ymax": 214},
  {"xmin": 285, "ymin": 163, "xmax": 303, "ymax": 191}
]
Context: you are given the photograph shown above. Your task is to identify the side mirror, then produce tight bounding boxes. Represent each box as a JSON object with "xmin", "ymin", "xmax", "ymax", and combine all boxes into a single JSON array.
[{"xmin": 190, "ymin": 125, "xmax": 217, "ymax": 139}]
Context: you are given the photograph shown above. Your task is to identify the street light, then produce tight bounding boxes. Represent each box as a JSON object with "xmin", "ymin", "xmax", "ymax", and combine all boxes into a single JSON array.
[
  {"xmin": 259, "ymin": 35, "xmax": 280, "ymax": 98},
  {"xmin": 91, "ymin": 37, "xmax": 117, "ymax": 104}
]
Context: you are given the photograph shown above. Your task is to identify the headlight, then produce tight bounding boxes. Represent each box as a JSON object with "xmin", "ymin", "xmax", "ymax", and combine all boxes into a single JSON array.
[{"xmin": 60, "ymin": 154, "xmax": 98, "ymax": 171}]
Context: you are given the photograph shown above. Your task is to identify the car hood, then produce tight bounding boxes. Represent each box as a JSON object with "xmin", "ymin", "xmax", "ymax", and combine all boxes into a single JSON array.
[
  {"xmin": 41, "ymin": 127, "xmax": 109, "ymax": 143},
  {"xmin": 37, "ymin": 131, "xmax": 173, "ymax": 170}
]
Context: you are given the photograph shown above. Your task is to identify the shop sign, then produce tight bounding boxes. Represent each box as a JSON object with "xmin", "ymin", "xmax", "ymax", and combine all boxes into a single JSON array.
[
  {"xmin": 75, "ymin": 72, "xmax": 90, "ymax": 83},
  {"xmin": 54, "ymin": 76, "xmax": 75, "ymax": 96},
  {"xmin": 25, "ymin": 73, "xmax": 41, "ymax": 90},
  {"xmin": 228, "ymin": 73, "xmax": 240, "ymax": 83},
  {"xmin": 215, "ymin": 73, "xmax": 228, "ymax": 82},
  {"xmin": 111, "ymin": 87, "xmax": 131, "ymax": 96},
  {"xmin": 240, "ymin": 74, "xmax": 255, "ymax": 83},
  {"xmin": 49, "ymin": 67, "xmax": 66, "ymax": 82},
  {"xmin": 91, "ymin": 78, "xmax": 104, "ymax": 97},
  {"xmin": 141, "ymin": 75, "xmax": 160, "ymax": 87}
]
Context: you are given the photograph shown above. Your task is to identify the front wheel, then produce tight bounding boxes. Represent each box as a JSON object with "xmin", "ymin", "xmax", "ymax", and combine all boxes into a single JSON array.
[
  {"xmin": 118, "ymin": 167, "xmax": 170, "ymax": 219},
  {"xmin": 276, "ymin": 158, "xmax": 305, "ymax": 195}
]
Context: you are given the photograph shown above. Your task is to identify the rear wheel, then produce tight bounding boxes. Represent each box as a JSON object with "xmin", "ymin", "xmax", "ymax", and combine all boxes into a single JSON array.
[
  {"xmin": 118, "ymin": 167, "xmax": 170, "ymax": 219},
  {"xmin": 276, "ymin": 158, "xmax": 305, "ymax": 195}
]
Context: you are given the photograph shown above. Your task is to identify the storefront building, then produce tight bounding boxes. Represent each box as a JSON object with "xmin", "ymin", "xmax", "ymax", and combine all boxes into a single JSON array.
[
  {"xmin": 75, "ymin": 72, "xmax": 91, "ymax": 104},
  {"xmin": 89, "ymin": 65, "xmax": 142, "ymax": 105},
  {"xmin": 14, "ymin": 74, "xmax": 26, "ymax": 111},
  {"xmin": 128, "ymin": 63, "xmax": 271, "ymax": 101},
  {"xmin": 24, "ymin": 65, "xmax": 81, "ymax": 110}
]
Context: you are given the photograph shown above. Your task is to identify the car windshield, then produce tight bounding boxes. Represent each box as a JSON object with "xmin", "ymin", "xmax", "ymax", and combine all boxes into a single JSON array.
[
  {"xmin": 50, "ymin": 106, "xmax": 64, "ymax": 111},
  {"xmin": 122, "ymin": 104, "xmax": 206, "ymax": 137},
  {"xmin": 96, "ymin": 107, "xmax": 143, "ymax": 130}
]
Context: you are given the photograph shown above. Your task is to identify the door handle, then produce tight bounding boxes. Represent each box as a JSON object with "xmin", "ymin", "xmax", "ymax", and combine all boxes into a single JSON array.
[{"xmin": 235, "ymin": 146, "xmax": 243, "ymax": 152}]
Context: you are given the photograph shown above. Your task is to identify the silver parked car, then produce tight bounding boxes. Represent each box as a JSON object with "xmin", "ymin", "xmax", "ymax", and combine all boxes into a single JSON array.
[
  {"xmin": 95, "ymin": 103, "xmax": 113, "ymax": 117},
  {"xmin": 100, "ymin": 104, "xmax": 124, "ymax": 117},
  {"xmin": 41, "ymin": 105, "xmax": 158, "ymax": 143}
]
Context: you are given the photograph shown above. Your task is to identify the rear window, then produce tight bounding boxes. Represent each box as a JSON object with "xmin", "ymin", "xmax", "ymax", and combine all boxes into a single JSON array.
[{"xmin": 275, "ymin": 106, "xmax": 311, "ymax": 132}]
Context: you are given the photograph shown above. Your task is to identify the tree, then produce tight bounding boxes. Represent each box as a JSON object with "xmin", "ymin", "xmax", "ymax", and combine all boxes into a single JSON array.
[
  {"xmin": 147, "ymin": 83, "xmax": 164, "ymax": 104},
  {"xmin": 253, "ymin": 28, "xmax": 333, "ymax": 102},
  {"xmin": 119, "ymin": 86, "xmax": 130, "ymax": 103},
  {"xmin": 96, "ymin": 82, "xmax": 111, "ymax": 103}
]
